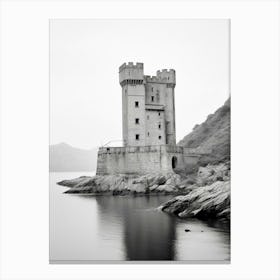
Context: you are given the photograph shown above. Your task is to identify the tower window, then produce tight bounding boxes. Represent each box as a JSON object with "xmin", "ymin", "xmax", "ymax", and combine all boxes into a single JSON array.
[
  {"xmin": 158, "ymin": 112, "xmax": 161, "ymax": 116},
  {"xmin": 158, "ymin": 124, "xmax": 161, "ymax": 129},
  {"xmin": 156, "ymin": 92, "xmax": 160, "ymax": 102},
  {"xmin": 135, "ymin": 101, "xmax": 139, "ymax": 107},
  {"xmin": 136, "ymin": 134, "xmax": 140, "ymax": 140},
  {"xmin": 159, "ymin": 136, "xmax": 162, "ymax": 140},
  {"xmin": 147, "ymin": 132, "xmax": 150, "ymax": 137},
  {"xmin": 151, "ymin": 96, "xmax": 154, "ymax": 102},
  {"xmin": 135, "ymin": 118, "xmax": 139, "ymax": 124},
  {"xmin": 147, "ymin": 115, "xmax": 149, "ymax": 120}
]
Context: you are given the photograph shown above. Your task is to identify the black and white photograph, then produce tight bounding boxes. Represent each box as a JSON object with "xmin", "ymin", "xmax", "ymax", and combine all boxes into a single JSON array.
[
  {"xmin": 50, "ymin": 19, "xmax": 230, "ymax": 263},
  {"xmin": 1, "ymin": 0, "xmax": 280, "ymax": 279}
]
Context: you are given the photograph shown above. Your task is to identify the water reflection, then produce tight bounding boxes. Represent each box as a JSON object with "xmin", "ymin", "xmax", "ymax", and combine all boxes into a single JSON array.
[
  {"xmin": 95, "ymin": 195, "xmax": 176, "ymax": 260},
  {"xmin": 50, "ymin": 173, "xmax": 230, "ymax": 262}
]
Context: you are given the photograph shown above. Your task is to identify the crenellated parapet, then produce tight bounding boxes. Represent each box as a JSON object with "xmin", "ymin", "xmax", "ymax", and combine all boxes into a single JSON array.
[
  {"xmin": 157, "ymin": 69, "xmax": 176, "ymax": 86},
  {"xmin": 119, "ymin": 62, "xmax": 143, "ymax": 72},
  {"xmin": 119, "ymin": 62, "xmax": 144, "ymax": 86},
  {"xmin": 119, "ymin": 62, "xmax": 175, "ymax": 87},
  {"xmin": 144, "ymin": 69, "xmax": 176, "ymax": 86},
  {"xmin": 144, "ymin": 75, "xmax": 160, "ymax": 82}
]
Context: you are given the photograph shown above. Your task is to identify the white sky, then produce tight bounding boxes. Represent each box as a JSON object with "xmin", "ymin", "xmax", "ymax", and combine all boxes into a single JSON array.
[{"xmin": 50, "ymin": 19, "xmax": 229, "ymax": 149}]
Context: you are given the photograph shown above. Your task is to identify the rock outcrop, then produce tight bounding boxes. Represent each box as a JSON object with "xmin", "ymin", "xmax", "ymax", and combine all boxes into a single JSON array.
[
  {"xmin": 160, "ymin": 181, "xmax": 230, "ymax": 220},
  {"xmin": 159, "ymin": 162, "xmax": 230, "ymax": 221},
  {"xmin": 58, "ymin": 172, "xmax": 186, "ymax": 195}
]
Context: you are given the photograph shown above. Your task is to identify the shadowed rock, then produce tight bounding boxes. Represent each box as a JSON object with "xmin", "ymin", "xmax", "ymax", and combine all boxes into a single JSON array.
[
  {"xmin": 160, "ymin": 181, "xmax": 230, "ymax": 220},
  {"xmin": 159, "ymin": 161, "xmax": 230, "ymax": 221}
]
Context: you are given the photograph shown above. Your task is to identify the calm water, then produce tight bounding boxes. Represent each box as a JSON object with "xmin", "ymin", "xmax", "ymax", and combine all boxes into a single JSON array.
[{"xmin": 50, "ymin": 172, "xmax": 230, "ymax": 263}]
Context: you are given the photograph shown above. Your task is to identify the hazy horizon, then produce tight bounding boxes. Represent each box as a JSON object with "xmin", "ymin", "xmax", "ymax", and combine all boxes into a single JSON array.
[
  {"xmin": 50, "ymin": 19, "xmax": 230, "ymax": 150},
  {"xmin": 49, "ymin": 141, "xmax": 96, "ymax": 149}
]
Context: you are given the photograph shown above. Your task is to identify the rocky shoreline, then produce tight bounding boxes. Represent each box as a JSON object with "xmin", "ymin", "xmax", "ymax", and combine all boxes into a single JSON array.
[
  {"xmin": 57, "ymin": 161, "xmax": 230, "ymax": 221},
  {"xmin": 159, "ymin": 180, "xmax": 230, "ymax": 221},
  {"xmin": 58, "ymin": 172, "xmax": 186, "ymax": 195},
  {"xmin": 159, "ymin": 162, "xmax": 230, "ymax": 221}
]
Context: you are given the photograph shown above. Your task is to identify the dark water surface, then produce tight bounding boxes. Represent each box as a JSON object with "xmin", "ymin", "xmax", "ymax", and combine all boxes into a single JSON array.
[{"xmin": 50, "ymin": 172, "xmax": 230, "ymax": 262}]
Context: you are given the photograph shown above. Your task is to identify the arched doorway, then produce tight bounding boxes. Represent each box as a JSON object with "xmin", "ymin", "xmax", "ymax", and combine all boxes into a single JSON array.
[{"xmin": 172, "ymin": 156, "xmax": 177, "ymax": 169}]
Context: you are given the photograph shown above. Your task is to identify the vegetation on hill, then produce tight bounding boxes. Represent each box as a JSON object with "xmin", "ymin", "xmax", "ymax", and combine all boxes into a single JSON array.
[{"xmin": 178, "ymin": 98, "xmax": 230, "ymax": 165}]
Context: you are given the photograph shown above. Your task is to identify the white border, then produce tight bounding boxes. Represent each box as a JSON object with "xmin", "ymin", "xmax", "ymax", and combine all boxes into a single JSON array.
[{"xmin": 0, "ymin": 0, "xmax": 279, "ymax": 279}]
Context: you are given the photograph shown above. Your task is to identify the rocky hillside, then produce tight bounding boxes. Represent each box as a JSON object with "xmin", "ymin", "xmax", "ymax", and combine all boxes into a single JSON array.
[
  {"xmin": 49, "ymin": 143, "xmax": 97, "ymax": 172},
  {"xmin": 178, "ymin": 98, "xmax": 230, "ymax": 165}
]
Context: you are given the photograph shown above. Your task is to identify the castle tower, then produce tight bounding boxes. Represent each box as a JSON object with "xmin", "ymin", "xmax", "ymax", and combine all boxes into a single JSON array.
[
  {"xmin": 97, "ymin": 63, "xmax": 186, "ymax": 175},
  {"xmin": 119, "ymin": 62, "xmax": 145, "ymax": 146},
  {"xmin": 119, "ymin": 62, "xmax": 176, "ymax": 147}
]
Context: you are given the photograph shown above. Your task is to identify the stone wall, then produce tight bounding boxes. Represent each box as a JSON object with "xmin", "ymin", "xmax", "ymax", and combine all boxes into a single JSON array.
[
  {"xmin": 96, "ymin": 145, "xmax": 185, "ymax": 175},
  {"xmin": 124, "ymin": 84, "xmax": 146, "ymax": 146},
  {"xmin": 145, "ymin": 109, "xmax": 166, "ymax": 145}
]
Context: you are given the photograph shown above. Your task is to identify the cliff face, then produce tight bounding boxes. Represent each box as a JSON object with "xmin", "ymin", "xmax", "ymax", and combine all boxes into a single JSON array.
[{"xmin": 178, "ymin": 98, "xmax": 230, "ymax": 165}]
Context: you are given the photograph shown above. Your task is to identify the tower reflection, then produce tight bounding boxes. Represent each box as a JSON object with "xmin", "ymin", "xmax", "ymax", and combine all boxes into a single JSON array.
[{"xmin": 95, "ymin": 195, "xmax": 176, "ymax": 260}]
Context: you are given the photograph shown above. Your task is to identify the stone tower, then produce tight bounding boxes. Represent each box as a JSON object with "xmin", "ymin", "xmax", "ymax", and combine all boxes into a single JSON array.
[
  {"xmin": 96, "ymin": 62, "xmax": 192, "ymax": 175},
  {"xmin": 119, "ymin": 62, "xmax": 176, "ymax": 147}
]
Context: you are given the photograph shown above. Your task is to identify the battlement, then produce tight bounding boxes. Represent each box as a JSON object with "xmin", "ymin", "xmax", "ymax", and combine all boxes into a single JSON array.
[
  {"xmin": 157, "ymin": 69, "xmax": 175, "ymax": 75},
  {"xmin": 142, "ymin": 69, "xmax": 176, "ymax": 84},
  {"xmin": 156, "ymin": 69, "xmax": 176, "ymax": 84},
  {"xmin": 119, "ymin": 62, "xmax": 144, "ymax": 85},
  {"xmin": 119, "ymin": 62, "xmax": 143, "ymax": 72},
  {"xmin": 119, "ymin": 62, "xmax": 176, "ymax": 86},
  {"xmin": 145, "ymin": 75, "xmax": 162, "ymax": 82}
]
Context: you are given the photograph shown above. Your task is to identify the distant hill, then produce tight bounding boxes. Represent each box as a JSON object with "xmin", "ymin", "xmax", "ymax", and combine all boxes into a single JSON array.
[
  {"xmin": 49, "ymin": 143, "xmax": 98, "ymax": 172},
  {"xmin": 178, "ymin": 98, "xmax": 230, "ymax": 165}
]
